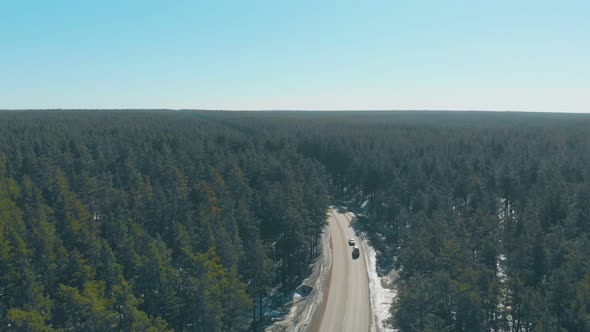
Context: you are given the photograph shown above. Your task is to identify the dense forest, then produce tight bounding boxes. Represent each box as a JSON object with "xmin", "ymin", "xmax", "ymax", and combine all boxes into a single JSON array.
[
  {"xmin": 213, "ymin": 111, "xmax": 590, "ymax": 332},
  {"xmin": 0, "ymin": 110, "xmax": 328, "ymax": 331},
  {"xmin": 2, "ymin": 110, "xmax": 590, "ymax": 331}
]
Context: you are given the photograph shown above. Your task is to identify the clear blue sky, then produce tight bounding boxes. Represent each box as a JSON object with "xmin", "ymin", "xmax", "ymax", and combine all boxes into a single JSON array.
[{"xmin": 1, "ymin": 0, "xmax": 588, "ymax": 112}]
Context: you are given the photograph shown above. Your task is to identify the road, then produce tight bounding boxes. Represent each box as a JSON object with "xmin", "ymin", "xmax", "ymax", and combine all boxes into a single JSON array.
[{"xmin": 317, "ymin": 207, "xmax": 370, "ymax": 332}]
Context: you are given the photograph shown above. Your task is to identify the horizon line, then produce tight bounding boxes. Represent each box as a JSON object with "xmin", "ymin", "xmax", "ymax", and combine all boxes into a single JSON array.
[{"xmin": 2, "ymin": 108, "xmax": 589, "ymax": 114}]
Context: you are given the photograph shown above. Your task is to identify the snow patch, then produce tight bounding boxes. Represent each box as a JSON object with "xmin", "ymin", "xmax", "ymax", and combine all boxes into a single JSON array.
[
  {"xmin": 346, "ymin": 211, "xmax": 356, "ymax": 220},
  {"xmin": 496, "ymin": 197, "xmax": 513, "ymax": 331},
  {"xmin": 496, "ymin": 254, "xmax": 507, "ymax": 283},
  {"xmin": 361, "ymin": 199, "xmax": 370, "ymax": 209},
  {"xmin": 344, "ymin": 212, "xmax": 397, "ymax": 332},
  {"xmin": 363, "ymin": 241, "xmax": 397, "ymax": 332}
]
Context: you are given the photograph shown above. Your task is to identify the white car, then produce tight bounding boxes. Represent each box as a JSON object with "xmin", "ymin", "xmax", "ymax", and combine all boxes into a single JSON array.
[{"xmin": 348, "ymin": 238, "xmax": 355, "ymax": 246}]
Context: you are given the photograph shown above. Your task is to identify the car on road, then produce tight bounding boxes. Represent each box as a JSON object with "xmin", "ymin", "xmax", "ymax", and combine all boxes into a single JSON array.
[
  {"xmin": 348, "ymin": 238, "xmax": 355, "ymax": 246},
  {"xmin": 352, "ymin": 246, "xmax": 360, "ymax": 259}
]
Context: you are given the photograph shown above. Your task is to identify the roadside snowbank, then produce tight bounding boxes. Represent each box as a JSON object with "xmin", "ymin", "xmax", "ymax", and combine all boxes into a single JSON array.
[
  {"xmin": 346, "ymin": 212, "xmax": 397, "ymax": 332},
  {"xmin": 364, "ymin": 243, "xmax": 397, "ymax": 332}
]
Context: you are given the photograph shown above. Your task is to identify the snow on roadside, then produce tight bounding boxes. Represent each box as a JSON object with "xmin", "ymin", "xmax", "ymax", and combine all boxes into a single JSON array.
[
  {"xmin": 346, "ymin": 212, "xmax": 397, "ymax": 332},
  {"xmin": 363, "ymin": 238, "xmax": 397, "ymax": 332}
]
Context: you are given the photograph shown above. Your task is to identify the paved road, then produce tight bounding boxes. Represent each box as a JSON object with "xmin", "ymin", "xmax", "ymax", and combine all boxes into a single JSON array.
[{"xmin": 317, "ymin": 207, "xmax": 370, "ymax": 332}]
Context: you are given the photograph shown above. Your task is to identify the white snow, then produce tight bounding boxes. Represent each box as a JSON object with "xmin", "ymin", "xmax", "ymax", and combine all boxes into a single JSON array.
[
  {"xmin": 346, "ymin": 211, "xmax": 356, "ymax": 220},
  {"xmin": 496, "ymin": 197, "xmax": 514, "ymax": 331},
  {"xmin": 361, "ymin": 199, "xmax": 370, "ymax": 209},
  {"xmin": 363, "ymin": 241, "xmax": 397, "ymax": 332},
  {"xmin": 496, "ymin": 254, "xmax": 507, "ymax": 283},
  {"xmin": 345, "ymin": 212, "xmax": 397, "ymax": 332}
]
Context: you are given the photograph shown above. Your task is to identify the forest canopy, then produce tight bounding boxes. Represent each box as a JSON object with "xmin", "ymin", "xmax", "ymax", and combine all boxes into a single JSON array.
[
  {"xmin": 1, "ymin": 110, "xmax": 590, "ymax": 331},
  {"xmin": 0, "ymin": 110, "xmax": 328, "ymax": 331}
]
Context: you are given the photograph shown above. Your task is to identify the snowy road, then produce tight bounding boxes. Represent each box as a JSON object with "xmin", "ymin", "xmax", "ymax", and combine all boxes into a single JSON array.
[{"xmin": 316, "ymin": 208, "xmax": 371, "ymax": 332}]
